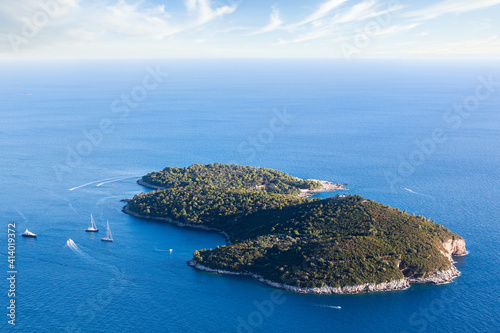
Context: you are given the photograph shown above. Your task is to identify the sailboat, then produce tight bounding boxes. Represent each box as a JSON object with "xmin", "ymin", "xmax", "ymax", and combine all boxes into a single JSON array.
[
  {"xmin": 85, "ymin": 214, "xmax": 99, "ymax": 232},
  {"xmin": 101, "ymin": 221, "xmax": 113, "ymax": 242}
]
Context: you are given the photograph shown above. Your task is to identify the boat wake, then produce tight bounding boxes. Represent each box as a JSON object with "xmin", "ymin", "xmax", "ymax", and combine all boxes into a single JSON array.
[
  {"xmin": 404, "ymin": 188, "xmax": 435, "ymax": 199},
  {"xmin": 315, "ymin": 304, "xmax": 341, "ymax": 309},
  {"xmin": 96, "ymin": 176, "xmax": 138, "ymax": 187},
  {"xmin": 15, "ymin": 209, "xmax": 27, "ymax": 221},
  {"xmin": 69, "ymin": 175, "xmax": 138, "ymax": 191},
  {"xmin": 65, "ymin": 239, "xmax": 96, "ymax": 262},
  {"xmin": 154, "ymin": 248, "xmax": 173, "ymax": 253}
]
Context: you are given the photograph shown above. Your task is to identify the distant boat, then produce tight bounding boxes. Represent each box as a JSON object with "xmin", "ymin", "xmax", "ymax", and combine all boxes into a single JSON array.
[
  {"xmin": 22, "ymin": 229, "xmax": 37, "ymax": 238},
  {"xmin": 101, "ymin": 221, "xmax": 113, "ymax": 242},
  {"xmin": 85, "ymin": 214, "xmax": 99, "ymax": 232}
]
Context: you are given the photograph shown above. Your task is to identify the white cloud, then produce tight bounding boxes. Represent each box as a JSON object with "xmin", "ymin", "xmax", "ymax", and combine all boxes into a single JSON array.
[
  {"xmin": 331, "ymin": 1, "xmax": 404, "ymax": 25},
  {"xmin": 185, "ymin": 0, "xmax": 237, "ymax": 26},
  {"xmin": 291, "ymin": 0, "xmax": 348, "ymax": 27},
  {"xmin": 248, "ymin": 8, "xmax": 283, "ymax": 36},
  {"xmin": 331, "ymin": 0, "xmax": 376, "ymax": 24},
  {"xmin": 0, "ymin": 0, "xmax": 240, "ymax": 54},
  {"xmin": 373, "ymin": 23, "xmax": 419, "ymax": 37},
  {"xmin": 405, "ymin": 0, "xmax": 500, "ymax": 21},
  {"xmin": 278, "ymin": 1, "xmax": 407, "ymax": 45},
  {"xmin": 101, "ymin": 1, "xmax": 178, "ymax": 39}
]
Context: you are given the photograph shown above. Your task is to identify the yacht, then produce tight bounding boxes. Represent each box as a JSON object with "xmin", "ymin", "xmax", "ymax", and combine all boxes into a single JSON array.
[{"xmin": 22, "ymin": 229, "xmax": 37, "ymax": 238}]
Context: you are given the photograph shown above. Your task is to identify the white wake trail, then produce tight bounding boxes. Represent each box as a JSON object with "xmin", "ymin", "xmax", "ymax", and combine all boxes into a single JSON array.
[
  {"xmin": 314, "ymin": 304, "xmax": 341, "ymax": 309},
  {"xmin": 15, "ymin": 209, "xmax": 27, "ymax": 221},
  {"xmin": 96, "ymin": 176, "xmax": 139, "ymax": 187},
  {"xmin": 69, "ymin": 175, "xmax": 138, "ymax": 191},
  {"xmin": 68, "ymin": 177, "xmax": 123, "ymax": 191},
  {"xmin": 65, "ymin": 239, "xmax": 96, "ymax": 262},
  {"xmin": 404, "ymin": 188, "xmax": 435, "ymax": 199}
]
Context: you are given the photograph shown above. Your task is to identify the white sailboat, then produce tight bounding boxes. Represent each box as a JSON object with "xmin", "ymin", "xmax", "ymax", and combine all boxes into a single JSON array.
[
  {"xmin": 85, "ymin": 214, "xmax": 99, "ymax": 232},
  {"xmin": 101, "ymin": 221, "xmax": 113, "ymax": 242}
]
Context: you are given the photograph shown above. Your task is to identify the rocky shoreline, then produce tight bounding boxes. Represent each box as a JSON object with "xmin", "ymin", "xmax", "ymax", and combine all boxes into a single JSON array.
[
  {"xmin": 297, "ymin": 179, "xmax": 348, "ymax": 198},
  {"xmin": 137, "ymin": 179, "xmax": 168, "ymax": 190},
  {"xmin": 122, "ymin": 203, "xmax": 232, "ymax": 245},
  {"xmin": 187, "ymin": 259, "xmax": 410, "ymax": 295},
  {"xmin": 407, "ymin": 238, "xmax": 467, "ymax": 285},
  {"xmin": 123, "ymin": 200, "xmax": 467, "ymax": 294},
  {"xmin": 137, "ymin": 178, "xmax": 348, "ymax": 199},
  {"xmin": 187, "ymin": 259, "xmax": 464, "ymax": 294}
]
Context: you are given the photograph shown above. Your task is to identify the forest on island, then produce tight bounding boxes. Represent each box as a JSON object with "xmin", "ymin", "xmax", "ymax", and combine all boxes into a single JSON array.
[{"xmin": 128, "ymin": 164, "xmax": 462, "ymax": 288}]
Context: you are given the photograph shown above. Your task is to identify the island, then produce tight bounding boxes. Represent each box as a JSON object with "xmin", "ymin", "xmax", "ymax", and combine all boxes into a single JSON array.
[{"xmin": 123, "ymin": 163, "xmax": 467, "ymax": 294}]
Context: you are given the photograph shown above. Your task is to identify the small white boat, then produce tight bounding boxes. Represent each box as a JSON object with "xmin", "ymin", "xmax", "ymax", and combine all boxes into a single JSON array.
[
  {"xmin": 85, "ymin": 214, "xmax": 99, "ymax": 232},
  {"xmin": 101, "ymin": 221, "xmax": 113, "ymax": 242},
  {"xmin": 22, "ymin": 229, "xmax": 37, "ymax": 238}
]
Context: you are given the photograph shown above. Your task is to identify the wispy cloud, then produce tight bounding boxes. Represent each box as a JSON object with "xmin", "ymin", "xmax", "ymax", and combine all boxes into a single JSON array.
[
  {"xmin": 185, "ymin": 0, "xmax": 238, "ymax": 26},
  {"xmin": 330, "ymin": 0, "xmax": 376, "ymax": 24},
  {"xmin": 291, "ymin": 0, "xmax": 348, "ymax": 27},
  {"xmin": 373, "ymin": 23, "xmax": 419, "ymax": 37},
  {"xmin": 1, "ymin": 0, "xmax": 499, "ymax": 58},
  {"xmin": 404, "ymin": 0, "xmax": 500, "ymax": 21},
  {"xmin": 278, "ymin": 0, "xmax": 406, "ymax": 45},
  {"xmin": 101, "ymin": 0, "xmax": 178, "ymax": 39},
  {"xmin": 331, "ymin": 0, "xmax": 404, "ymax": 24},
  {"xmin": 248, "ymin": 8, "xmax": 283, "ymax": 36},
  {"xmin": 0, "ymin": 0, "xmax": 240, "ymax": 54}
]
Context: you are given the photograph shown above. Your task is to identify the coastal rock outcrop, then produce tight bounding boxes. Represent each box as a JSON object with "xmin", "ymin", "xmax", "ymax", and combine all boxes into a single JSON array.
[
  {"xmin": 407, "ymin": 265, "xmax": 460, "ymax": 285},
  {"xmin": 406, "ymin": 238, "xmax": 467, "ymax": 285},
  {"xmin": 441, "ymin": 238, "xmax": 468, "ymax": 260},
  {"xmin": 187, "ymin": 260, "xmax": 410, "ymax": 295}
]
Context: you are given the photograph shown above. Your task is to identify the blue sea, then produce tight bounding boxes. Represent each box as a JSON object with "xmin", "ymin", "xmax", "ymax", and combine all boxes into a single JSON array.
[{"xmin": 1, "ymin": 59, "xmax": 499, "ymax": 332}]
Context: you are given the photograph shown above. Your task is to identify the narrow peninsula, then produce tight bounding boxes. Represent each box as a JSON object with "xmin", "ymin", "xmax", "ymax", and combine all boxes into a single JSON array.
[{"xmin": 123, "ymin": 163, "xmax": 467, "ymax": 295}]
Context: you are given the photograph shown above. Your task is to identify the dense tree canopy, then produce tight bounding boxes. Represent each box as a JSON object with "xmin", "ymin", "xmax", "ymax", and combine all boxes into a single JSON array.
[
  {"xmin": 141, "ymin": 163, "xmax": 321, "ymax": 195},
  {"xmin": 128, "ymin": 164, "xmax": 463, "ymax": 289}
]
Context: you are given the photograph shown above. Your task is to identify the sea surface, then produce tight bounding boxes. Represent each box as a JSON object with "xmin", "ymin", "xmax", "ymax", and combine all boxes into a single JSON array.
[{"xmin": 0, "ymin": 59, "xmax": 499, "ymax": 332}]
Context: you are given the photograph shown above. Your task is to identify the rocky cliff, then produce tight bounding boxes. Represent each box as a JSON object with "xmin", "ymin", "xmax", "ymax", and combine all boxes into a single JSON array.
[
  {"xmin": 441, "ymin": 238, "xmax": 468, "ymax": 260},
  {"xmin": 407, "ymin": 238, "xmax": 467, "ymax": 285}
]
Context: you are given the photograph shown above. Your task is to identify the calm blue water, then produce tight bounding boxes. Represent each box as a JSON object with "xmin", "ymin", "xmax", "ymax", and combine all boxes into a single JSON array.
[{"xmin": 1, "ymin": 60, "xmax": 499, "ymax": 333}]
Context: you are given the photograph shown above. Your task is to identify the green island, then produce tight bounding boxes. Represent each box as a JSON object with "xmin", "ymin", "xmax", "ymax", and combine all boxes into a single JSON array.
[{"xmin": 124, "ymin": 163, "xmax": 467, "ymax": 294}]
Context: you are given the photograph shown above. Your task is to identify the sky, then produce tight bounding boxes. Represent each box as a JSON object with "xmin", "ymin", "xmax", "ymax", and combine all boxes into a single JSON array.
[{"xmin": 1, "ymin": 0, "xmax": 500, "ymax": 59}]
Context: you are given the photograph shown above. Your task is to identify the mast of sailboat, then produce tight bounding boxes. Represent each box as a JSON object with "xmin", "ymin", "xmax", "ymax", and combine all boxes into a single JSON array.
[
  {"xmin": 106, "ymin": 221, "xmax": 112, "ymax": 240},
  {"xmin": 91, "ymin": 214, "xmax": 96, "ymax": 229}
]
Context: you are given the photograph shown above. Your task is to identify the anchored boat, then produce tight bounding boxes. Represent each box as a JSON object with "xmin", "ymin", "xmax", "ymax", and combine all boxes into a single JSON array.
[
  {"xmin": 85, "ymin": 214, "xmax": 99, "ymax": 232},
  {"xmin": 101, "ymin": 221, "xmax": 113, "ymax": 242},
  {"xmin": 22, "ymin": 229, "xmax": 37, "ymax": 238}
]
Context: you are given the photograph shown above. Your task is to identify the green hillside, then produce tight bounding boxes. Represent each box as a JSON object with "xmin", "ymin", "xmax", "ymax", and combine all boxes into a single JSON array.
[{"xmin": 127, "ymin": 164, "xmax": 463, "ymax": 289}]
